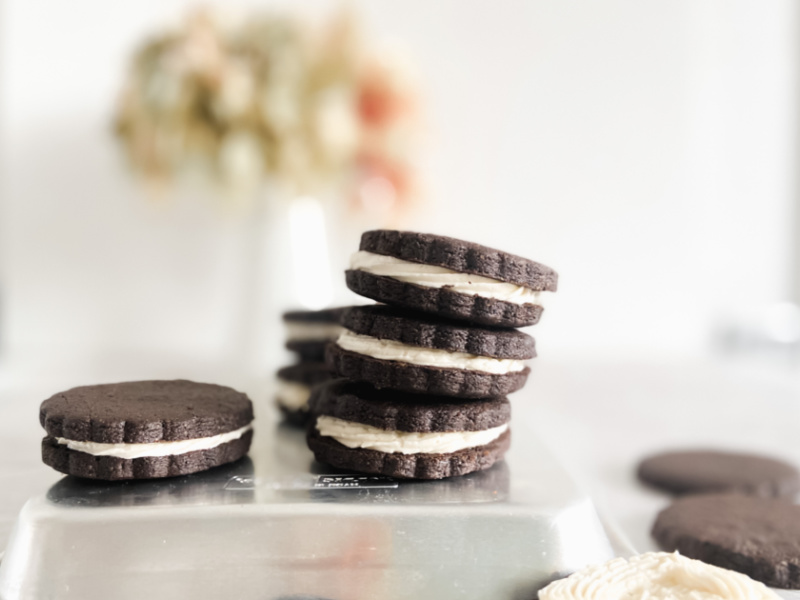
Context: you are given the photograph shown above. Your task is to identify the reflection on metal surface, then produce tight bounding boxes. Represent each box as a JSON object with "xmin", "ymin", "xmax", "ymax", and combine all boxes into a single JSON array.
[
  {"xmin": 46, "ymin": 458, "xmax": 255, "ymax": 508},
  {"xmin": 0, "ymin": 419, "xmax": 623, "ymax": 600},
  {"xmin": 225, "ymin": 473, "xmax": 400, "ymax": 491}
]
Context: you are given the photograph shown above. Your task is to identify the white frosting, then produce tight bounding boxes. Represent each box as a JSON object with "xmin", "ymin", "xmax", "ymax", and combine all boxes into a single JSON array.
[
  {"xmin": 275, "ymin": 380, "xmax": 311, "ymax": 411},
  {"xmin": 55, "ymin": 424, "xmax": 253, "ymax": 460},
  {"xmin": 316, "ymin": 416, "xmax": 509, "ymax": 454},
  {"xmin": 285, "ymin": 322, "xmax": 344, "ymax": 342},
  {"xmin": 350, "ymin": 251, "xmax": 546, "ymax": 306},
  {"xmin": 539, "ymin": 552, "xmax": 780, "ymax": 600},
  {"xmin": 335, "ymin": 330, "xmax": 526, "ymax": 375}
]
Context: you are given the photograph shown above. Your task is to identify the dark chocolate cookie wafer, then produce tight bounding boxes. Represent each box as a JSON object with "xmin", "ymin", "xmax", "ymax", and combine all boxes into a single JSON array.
[
  {"xmin": 638, "ymin": 449, "xmax": 800, "ymax": 498},
  {"xmin": 40, "ymin": 380, "xmax": 254, "ymax": 480},
  {"xmin": 310, "ymin": 379, "xmax": 511, "ymax": 432},
  {"xmin": 327, "ymin": 305, "xmax": 534, "ymax": 398},
  {"xmin": 346, "ymin": 230, "xmax": 557, "ymax": 327},
  {"xmin": 283, "ymin": 307, "xmax": 349, "ymax": 361},
  {"xmin": 276, "ymin": 362, "xmax": 332, "ymax": 426},
  {"xmin": 342, "ymin": 304, "xmax": 536, "ymax": 358},
  {"xmin": 308, "ymin": 428, "xmax": 511, "ymax": 480},
  {"xmin": 306, "ymin": 380, "xmax": 511, "ymax": 479},
  {"xmin": 653, "ymin": 493, "xmax": 800, "ymax": 588}
]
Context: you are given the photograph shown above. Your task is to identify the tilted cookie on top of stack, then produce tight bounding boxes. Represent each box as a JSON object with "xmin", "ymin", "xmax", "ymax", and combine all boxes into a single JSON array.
[
  {"xmin": 275, "ymin": 307, "xmax": 348, "ymax": 426},
  {"xmin": 307, "ymin": 230, "xmax": 558, "ymax": 479}
]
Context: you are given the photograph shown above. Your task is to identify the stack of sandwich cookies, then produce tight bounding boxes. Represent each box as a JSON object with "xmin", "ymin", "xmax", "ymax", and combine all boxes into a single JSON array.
[
  {"xmin": 283, "ymin": 307, "xmax": 347, "ymax": 361},
  {"xmin": 40, "ymin": 380, "xmax": 254, "ymax": 480},
  {"xmin": 307, "ymin": 229, "xmax": 556, "ymax": 479},
  {"xmin": 346, "ymin": 230, "xmax": 557, "ymax": 327},
  {"xmin": 277, "ymin": 307, "xmax": 349, "ymax": 424},
  {"xmin": 276, "ymin": 363, "xmax": 334, "ymax": 426},
  {"xmin": 307, "ymin": 380, "xmax": 511, "ymax": 479},
  {"xmin": 327, "ymin": 304, "xmax": 535, "ymax": 398}
]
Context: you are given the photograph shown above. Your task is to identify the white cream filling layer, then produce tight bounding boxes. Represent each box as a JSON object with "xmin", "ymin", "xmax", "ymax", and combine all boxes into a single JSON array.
[
  {"xmin": 316, "ymin": 415, "xmax": 508, "ymax": 455},
  {"xmin": 350, "ymin": 250, "xmax": 546, "ymax": 306},
  {"xmin": 285, "ymin": 322, "xmax": 344, "ymax": 342},
  {"xmin": 275, "ymin": 380, "xmax": 311, "ymax": 411},
  {"xmin": 335, "ymin": 330, "xmax": 526, "ymax": 375},
  {"xmin": 55, "ymin": 424, "xmax": 253, "ymax": 460},
  {"xmin": 539, "ymin": 552, "xmax": 779, "ymax": 600}
]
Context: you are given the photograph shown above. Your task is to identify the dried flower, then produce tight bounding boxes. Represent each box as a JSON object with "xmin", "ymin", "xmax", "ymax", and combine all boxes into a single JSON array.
[{"xmin": 115, "ymin": 8, "xmax": 421, "ymax": 213}]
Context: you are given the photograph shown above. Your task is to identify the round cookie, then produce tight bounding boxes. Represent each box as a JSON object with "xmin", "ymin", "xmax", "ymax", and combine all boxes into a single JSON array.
[
  {"xmin": 652, "ymin": 493, "xmax": 800, "ymax": 589},
  {"xmin": 283, "ymin": 307, "xmax": 349, "ymax": 361},
  {"xmin": 637, "ymin": 449, "xmax": 800, "ymax": 498},
  {"xmin": 346, "ymin": 230, "xmax": 558, "ymax": 327},
  {"xmin": 307, "ymin": 380, "xmax": 512, "ymax": 479},
  {"xmin": 275, "ymin": 362, "xmax": 333, "ymax": 426},
  {"xmin": 326, "ymin": 305, "xmax": 535, "ymax": 398},
  {"xmin": 40, "ymin": 380, "xmax": 254, "ymax": 481}
]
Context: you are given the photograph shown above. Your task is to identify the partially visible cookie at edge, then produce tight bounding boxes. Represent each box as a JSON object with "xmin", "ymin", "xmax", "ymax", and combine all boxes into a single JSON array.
[
  {"xmin": 637, "ymin": 449, "xmax": 800, "ymax": 498},
  {"xmin": 283, "ymin": 306, "xmax": 350, "ymax": 361},
  {"xmin": 652, "ymin": 493, "xmax": 800, "ymax": 589},
  {"xmin": 276, "ymin": 362, "xmax": 333, "ymax": 426}
]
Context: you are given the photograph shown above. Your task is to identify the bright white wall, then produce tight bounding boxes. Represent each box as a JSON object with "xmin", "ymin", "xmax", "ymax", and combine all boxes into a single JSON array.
[{"xmin": 0, "ymin": 0, "xmax": 796, "ymax": 378}]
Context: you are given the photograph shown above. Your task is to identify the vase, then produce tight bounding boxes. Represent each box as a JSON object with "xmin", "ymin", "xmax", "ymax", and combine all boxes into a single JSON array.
[{"xmin": 230, "ymin": 193, "xmax": 336, "ymax": 383}]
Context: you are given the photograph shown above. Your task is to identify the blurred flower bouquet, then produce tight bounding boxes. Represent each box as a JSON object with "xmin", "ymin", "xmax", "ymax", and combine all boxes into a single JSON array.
[{"xmin": 115, "ymin": 9, "xmax": 419, "ymax": 216}]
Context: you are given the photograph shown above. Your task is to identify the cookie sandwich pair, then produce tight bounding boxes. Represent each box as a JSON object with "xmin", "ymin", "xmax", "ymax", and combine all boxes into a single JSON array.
[
  {"xmin": 306, "ymin": 230, "xmax": 558, "ymax": 479},
  {"xmin": 275, "ymin": 307, "xmax": 348, "ymax": 425},
  {"xmin": 40, "ymin": 380, "xmax": 254, "ymax": 481}
]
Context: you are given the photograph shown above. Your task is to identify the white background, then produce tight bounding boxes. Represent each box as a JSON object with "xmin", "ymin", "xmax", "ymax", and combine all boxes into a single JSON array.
[
  {"xmin": 2, "ymin": 2, "xmax": 800, "ymax": 574},
  {"xmin": 1, "ymin": 0, "xmax": 797, "ymax": 381}
]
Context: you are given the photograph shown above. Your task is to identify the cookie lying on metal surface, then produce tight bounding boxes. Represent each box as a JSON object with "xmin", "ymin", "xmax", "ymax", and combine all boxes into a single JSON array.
[
  {"xmin": 40, "ymin": 380, "xmax": 254, "ymax": 480},
  {"xmin": 638, "ymin": 449, "xmax": 800, "ymax": 498},
  {"xmin": 653, "ymin": 493, "xmax": 800, "ymax": 589},
  {"xmin": 306, "ymin": 380, "xmax": 511, "ymax": 479}
]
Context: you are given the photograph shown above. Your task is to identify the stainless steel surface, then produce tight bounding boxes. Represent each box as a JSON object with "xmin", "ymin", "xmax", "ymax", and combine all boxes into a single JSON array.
[
  {"xmin": 4, "ymin": 358, "xmax": 800, "ymax": 597},
  {"xmin": 0, "ymin": 419, "xmax": 625, "ymax": 600}
]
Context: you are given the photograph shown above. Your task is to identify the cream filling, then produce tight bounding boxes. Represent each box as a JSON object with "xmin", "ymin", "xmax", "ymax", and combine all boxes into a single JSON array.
[
  {"xmin": 350, "ymin": 250, "xmax": 546, "ymax": 306},
  {"xmin": 285, "ymin": 322, "xmax": 344, "ymax": 342},
  {"xmin": 275, "ymin": 380, "xmax": 311, "ymax": 411},
  {"xmin": 335, "ymin": 330, "xmax": 526, "ymax": 375},
  {"xmin": 55, "ymin": 424, "xmax": 253, "ymax": 460},
  {"xmin": 316, "ymin": 415, "xmax": 508, "ymax": 454},
  {"xmin": 538, "ymin": 552, "xmax": 780, "ymax": 600}
]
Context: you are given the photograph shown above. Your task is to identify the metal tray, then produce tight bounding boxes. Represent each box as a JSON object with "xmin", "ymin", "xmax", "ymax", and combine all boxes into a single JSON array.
[{"xmin": 0, "ymin": 418, "xmax": 629, "ymax": 600}]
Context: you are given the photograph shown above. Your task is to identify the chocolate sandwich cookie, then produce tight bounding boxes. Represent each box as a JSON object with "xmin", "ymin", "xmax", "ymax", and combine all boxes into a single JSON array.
[
  {"xmin": 326, "ymin": 305, "xmax": 535, "ymax": 398},
  {"xmin": 40, "ymin": 380, "xmax": 254, "ymax": 481},
  {"xmin": 306, "ymin": 380, "xmax": 511, "ymax": 479},
  {"xmin": 346, "ymin": 230, "xmax": 558, "ymax": 327},
  {"xmin": 637, "ymin": 449, "xmax": 800, "ymax": 498},
  {"xmin": 276, "ymin": 363, "xmax": 332, "ymax": 426},
  {"xmin": 283, "ymin": 307, "xmax": 349, "ymax": 361},
  {"xmin": 653, "ymin": 493, "xmax": 800, "ymax": 588}
]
